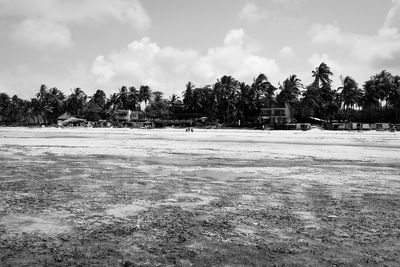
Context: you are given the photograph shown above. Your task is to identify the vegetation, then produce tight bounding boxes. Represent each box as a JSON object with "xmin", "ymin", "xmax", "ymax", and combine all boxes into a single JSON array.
[{"xmin": 1, "ymin": 63, "xmax": 400, "ymax": 126}]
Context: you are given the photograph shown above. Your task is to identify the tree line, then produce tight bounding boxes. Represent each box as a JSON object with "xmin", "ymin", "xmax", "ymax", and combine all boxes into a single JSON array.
[{"xmin": 1, "ymin": 62, "xmax": 400, "ymax": 126}]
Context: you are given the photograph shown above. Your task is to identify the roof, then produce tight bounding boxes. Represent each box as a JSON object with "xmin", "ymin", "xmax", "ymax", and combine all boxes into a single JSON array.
[
  {"xmin": 62, "ymin": 117, "xmax": 86, "ymax": 125},
  {"xmin": 115, "ymin": 109, "xmax": 131, "ymax": 114},
  {"xmin": 57, "ymin": 112, "xmax": 72, "ymax": 120}
]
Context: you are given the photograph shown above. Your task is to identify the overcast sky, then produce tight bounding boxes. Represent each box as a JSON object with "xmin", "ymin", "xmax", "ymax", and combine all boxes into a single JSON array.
[{"xmin": 0, "ymin": 0, "xmax": 399, "ymax": 99}]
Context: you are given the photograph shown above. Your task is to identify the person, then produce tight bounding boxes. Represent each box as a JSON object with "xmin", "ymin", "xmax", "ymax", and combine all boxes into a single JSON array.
[{"xmin": 191, "ymin": 127, "xmax": 194, "ymax": 132}]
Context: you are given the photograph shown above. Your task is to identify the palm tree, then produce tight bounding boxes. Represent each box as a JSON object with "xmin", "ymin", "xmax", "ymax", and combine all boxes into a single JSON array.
[
  {"xmin": 168, "ymin": 94, "xmax": 182, "ymax": 115},
  {"xmin": 67, "ymin": 88, "xmax": 87, "ymax": 116},
  {"xmin": 48, "ymin": 87, "xmax": 65, "ymax": 118},
  {"xmin": 387, "ymin": 75, "xmax": 400, "ymax": 108},
  {"xmin": 183, "ymin": 81, "xmax": 195, "ymax": 112},
  {"xmin": 237, "ymin": 82, "xmax": 257, "ymax": 125},
  {"xmin": 277, "ymin": 75, "xmax": 302, "ymax": 104},
  {"xmin": 139, "ymin": 85, "xmax": 152, "ymax": 106},
  {"xmin": 145, "ymin": 91, "xmax": 170, "ymax": 119},
  {"xmin": 338, "ymin": 76, "xmax": 363, "ymax": 119},
  {"xmin": 312, "ymin": 62, "xmax": 333, "ymax": 88},
  {"xmin": 29, "ymin": 98, "xmax": 46, "ymax": 124},
  {"xmin": 128, "ymin": 86, "xmax": 140, "ymax": 110},
  {"xmin": 0, "ymin": 93, "xmax": 12, "ymax": 122},
  {"xmin": 213, "ymin": 75, "xmax": 240, "ymax": 123},
  {"xmin": 252, "ymin": 73, "xmax": 276, "ymax": 103},
  {"xmin": 90, "ymin": 89, "xmax": 107, "ymax": 108},
  {"xmin": 34, "ymin": 84, "xmax": 54, "ymax": 124},
  {"xmin": 36, "ymin": 84, "xmax": 48, "ymax": 104},
  {"xmin": 301, "ymin": 85, "xmax": 320, "ymax": 117},
  {"xmin": 362, "ymin": 71, "xmax": 393, "ymax": 111}
]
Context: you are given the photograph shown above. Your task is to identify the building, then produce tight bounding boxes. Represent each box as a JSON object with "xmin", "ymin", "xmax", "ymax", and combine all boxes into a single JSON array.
[
  {"xmin": 259, "ymin": 101, "xmax": 294, "ymax": 126},
  {"xmin": 115, "ymin": 110, "xmax": 143, "ymax": 122},
  {"xmin": 57, "ymin": 112, "xmax": 72, "ymax": 126},
  {"xmin": 115, "ymin": 110, "xmax": 132, "ymax": 122}
]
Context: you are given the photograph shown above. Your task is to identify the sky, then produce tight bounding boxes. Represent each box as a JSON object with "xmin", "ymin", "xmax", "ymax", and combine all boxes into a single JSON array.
[{"xmin": 0, "ymin": 0, "xmax": 400, "ymax": 99}]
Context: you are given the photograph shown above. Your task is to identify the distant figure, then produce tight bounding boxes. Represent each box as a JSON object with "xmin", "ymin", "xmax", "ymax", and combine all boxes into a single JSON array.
[{"xmin": 191, "ymin": 127, "xmax": 194, "ymax": 132}]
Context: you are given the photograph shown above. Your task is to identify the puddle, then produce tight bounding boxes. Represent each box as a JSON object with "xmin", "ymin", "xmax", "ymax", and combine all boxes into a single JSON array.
[
  {"xmin": 53, "ymin": 173, "xmax": 90, "ymax": 181},
  {"xmin": 162, "ymin": 192, "xmax": 218, "ymax": 208},
  {"xmin": 239, "ymin": 194, "xmax": 257, "ymax": 201},
  {"xmin": 0, "ymin": 214, "xmax": 72, "ymax": 234},
  {"xmin": 105, "ymin": 201, "xmax": 150, "ymax": 217},
  {"xmin": 196, "ymin": 214, "xmax": 214, "ymax": 221},
  {"xmin": 293, "ymin": 211, "xmax": 320, "ymax": 230},
  {"xmin": 188, "ymin": 169, "xmax": 257, "ymax": 182},
  {"xmin": 269, "ymin": 227, "xmax": 291, "ymax": 239},
  {"xmin": 236, "ymin": 224, "xmax": 257, "ymax": 235}
]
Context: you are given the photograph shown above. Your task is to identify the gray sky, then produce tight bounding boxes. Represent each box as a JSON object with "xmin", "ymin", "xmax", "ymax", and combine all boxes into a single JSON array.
[{"xmin": 0, "ymin": 0, "xmax": 399, "ymax": 99}]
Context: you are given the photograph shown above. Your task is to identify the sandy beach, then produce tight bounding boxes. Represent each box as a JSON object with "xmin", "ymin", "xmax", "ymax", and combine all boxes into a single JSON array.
[{"xmin": 1, "ymin": 127, "xmax": 400, "ymax": 265}]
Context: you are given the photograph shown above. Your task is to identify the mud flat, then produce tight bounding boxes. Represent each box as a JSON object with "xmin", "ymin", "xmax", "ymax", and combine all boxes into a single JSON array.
[{"xmin": 1, "ymin": 127, "xmax": 400, "ymax": 266}]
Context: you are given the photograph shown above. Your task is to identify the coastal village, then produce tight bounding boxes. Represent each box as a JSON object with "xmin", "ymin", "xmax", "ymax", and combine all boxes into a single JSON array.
[
  {"xmin": 1, "ymin": 65, "xmax": 399, "ymax": 132},
  {"xmin": 1, "ymin": 0, "xmax": 400, "ymax": 266}
]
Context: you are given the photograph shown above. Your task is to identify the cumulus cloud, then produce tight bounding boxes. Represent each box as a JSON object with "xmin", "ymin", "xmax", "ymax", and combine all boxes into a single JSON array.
[
  {"xmin": 308, "ymin": 0, "xmax": 400, "ymax": 71},
  {"xmin": 309, "ymin": 23, "xmax": 400, "ymax": 69},
  {"xmin": 239, "ymin": 2, "xmax": 268, "ymax": 24},
  {"xmin": 272, "ymin": 0, "xmax": 304, "ymax": 8},
  {"xmin": 9, "ymin": 19, "xmax": 72, "ymax": 49},
  {"xmin": 385, "ymin": 0, "xmax": 400, "ymax": 28},
  {"xmin": 91, "ymin": 29, "xmax": 280, "ymax": 96},
  {"xmin": 279, "ymin": 46, "xmax": 295, "ymax": 57},
  {"xmin": 0, "ymin": 0, "xmax": 151, "ymax": 49},
  {"xmin": 308, "ymin": 53, "xmax": 342, "ymax": 74}
]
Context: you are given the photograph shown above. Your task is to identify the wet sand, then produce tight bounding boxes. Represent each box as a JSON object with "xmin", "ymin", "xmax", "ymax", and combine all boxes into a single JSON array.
[{"xmin": 0, "ymin": 127, "xmax": 399, "ymax": 266}]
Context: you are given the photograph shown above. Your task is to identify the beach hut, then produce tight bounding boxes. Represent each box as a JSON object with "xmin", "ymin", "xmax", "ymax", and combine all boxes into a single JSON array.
[
  {"xmin": 376, "ymin": 123, "xmax": 390, "ymax": 131},
  {"xmin": 350, "ymin": 122, "xmax": 362, "ymax": 130},
  {"xmin": 57, "ymin": 112, "xmax": 72, "ymax": 126},
  {"xmin": 62, "ymin": 117, "xmax": 86, "ymax": 126},
  {"xmin": 362, "ymin": 123, "xmax": 370, "ymax": 130}
]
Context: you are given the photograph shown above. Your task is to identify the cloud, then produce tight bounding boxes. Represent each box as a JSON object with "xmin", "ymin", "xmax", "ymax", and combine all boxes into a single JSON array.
[
  {"xmin": 271, "ymin": 0, "xmax": 304, "ymax": 9},
  {"xmin": 0, "ymin": 0, "xmax": 151, "ymax": 29},
  {"xmin": 309, "ymin": 23, "xmax": 400, "ymax": 69},
  {"xmin": 385, "ymin": 0, "xmax": 400, "ymax": 28},
  {"xmin": 239, "ymin": 2, "xmax": 268, "ymax": 24},
  {"xmin": 0, "ymin": 0, "xmax": 151, "ymax": 49},
  {"xmin": 308, "ymin": 0, "xmax": 400, "ymax": 71},
  {"xmin": 279, "ymin": 46, "xmax": 295, "ymax": 57},
  {"xmin": 91, "ymin": 29, "xmax": 280, "ymax": 96},
  {"xmin": 308, "ymin": 53, "xmax": 342, "ymax": 74},
  {"xmin": 9, "ymin": 19, "xmax": 72, "ymax": 49}
]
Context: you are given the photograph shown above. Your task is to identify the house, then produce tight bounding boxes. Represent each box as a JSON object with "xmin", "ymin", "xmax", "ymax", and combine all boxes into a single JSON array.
[
  {"xmin": 57, "ymin": 112, "xmax": 72, "ymax": 126},
  {"xmin": 259, "ymin": 101, "xmax": 294, "ymax": 126},
  {"xmin": 130, "ymin": 111, "xmax": 141, "ymax": 121},
  {"xmin": 115, "ymin": 110, "xmax": 144, "ymax": 123},
  {"xmin": 362, "ymin": 123, "xmax": 370, "ymax": 130},
  {"xmin": 115, "ymin": 110, "xmax": 132, "ymax": 122},
  {"xmin": 376, "ymin": 123, "xmax": 390, "ymax": 131},
  {"xmin": 330, "ymin": 122, "xmax": 346, "ymax": 130}
]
